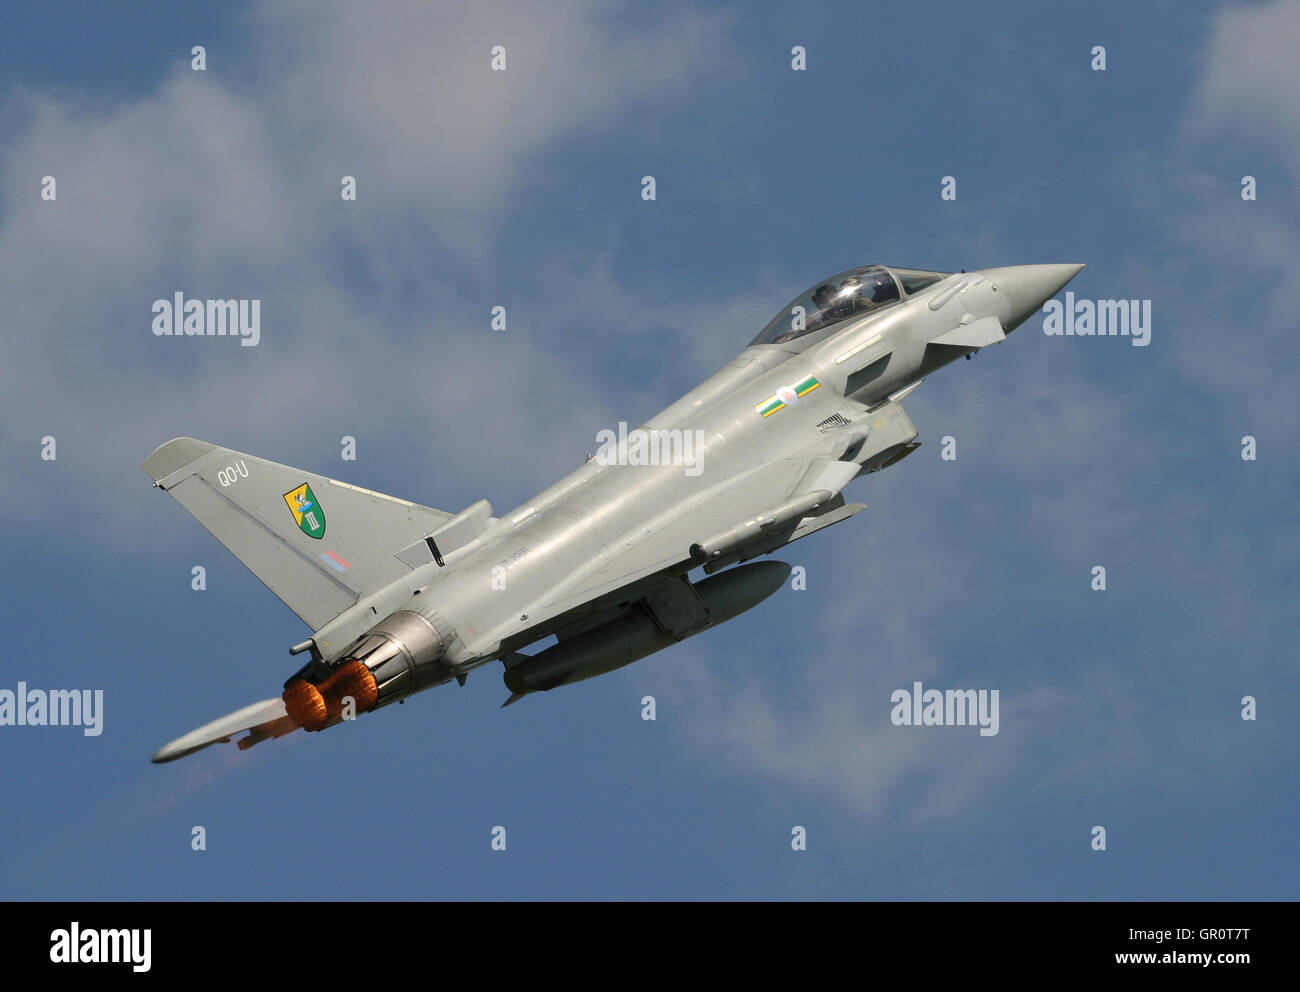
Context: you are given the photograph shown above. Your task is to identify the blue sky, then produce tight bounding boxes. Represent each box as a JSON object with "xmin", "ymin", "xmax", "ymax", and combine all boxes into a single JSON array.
[{"xmin": 1, "ymin": 0, "xmax": 1296, "ymax": 900}]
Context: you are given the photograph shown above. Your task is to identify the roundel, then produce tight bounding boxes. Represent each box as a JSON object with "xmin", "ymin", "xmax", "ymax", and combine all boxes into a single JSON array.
[{"xmin": 776, "ymin": 385, "xmax": 798, "ymax": 406}]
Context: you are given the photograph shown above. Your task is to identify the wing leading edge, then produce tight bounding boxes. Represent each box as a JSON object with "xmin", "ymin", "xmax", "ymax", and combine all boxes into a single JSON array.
[{"xmin": 479, "ymin": 397, "xmax": 920, "ymax": 653}]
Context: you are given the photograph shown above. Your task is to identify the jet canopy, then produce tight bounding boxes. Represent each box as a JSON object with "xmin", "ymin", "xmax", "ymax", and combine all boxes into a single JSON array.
[{"xmin": 750, "ymin": 264, "xmax": 950, "ymax": 347}]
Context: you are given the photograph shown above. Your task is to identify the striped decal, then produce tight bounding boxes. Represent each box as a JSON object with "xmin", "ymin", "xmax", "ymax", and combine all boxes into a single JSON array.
[
  {"xmin": 319, "ymin": 551, "xmax": 352, "ymax": 573},
  {"xmin": 755, "ymin": 376, "xmax": 821, "ymax": 417},
  {"xmin": 794, "ymin": 375, "xmax": 821, "ymax": 397}
]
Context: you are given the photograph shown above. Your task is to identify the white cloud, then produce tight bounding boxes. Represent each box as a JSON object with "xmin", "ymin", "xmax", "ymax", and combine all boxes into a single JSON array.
[
  {"xmin": 0, "ymin": 0, "xmax": 736, "ymax": 543},
  {"xmin": 1186, "ymin": 0, "xmax": 1300, "ymax": 175},
  {"xmin": 2, "ymin": 0, "xmax": 1290, "ymax": 834}
]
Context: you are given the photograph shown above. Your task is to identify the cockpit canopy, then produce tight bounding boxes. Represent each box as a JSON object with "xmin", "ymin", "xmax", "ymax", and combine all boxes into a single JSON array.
[{"xmin": 750, "ymin": 264, "xmax": 950, "ymax": 347}]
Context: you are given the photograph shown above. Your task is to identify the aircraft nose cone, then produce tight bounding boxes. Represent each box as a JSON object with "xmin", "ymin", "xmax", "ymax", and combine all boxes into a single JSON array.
[{"xmin": 987, "ymin": 263, "xmax": 1085, "ymax": 333}]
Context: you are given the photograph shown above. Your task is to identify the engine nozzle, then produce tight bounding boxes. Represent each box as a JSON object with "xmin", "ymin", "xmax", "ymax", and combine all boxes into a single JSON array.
[
  {"xmin": 282, "ymin": 659, "xmax": 380, "ymax": 731},
  {"xmin": 282, "ymin": 608, "xmax": 451, "ymax": 730}
]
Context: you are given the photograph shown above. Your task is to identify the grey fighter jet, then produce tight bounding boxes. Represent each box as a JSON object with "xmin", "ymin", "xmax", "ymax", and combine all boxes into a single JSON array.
[{"xmin": 145, "ymin": 262, "xmax": 1083, "ymax": 762}]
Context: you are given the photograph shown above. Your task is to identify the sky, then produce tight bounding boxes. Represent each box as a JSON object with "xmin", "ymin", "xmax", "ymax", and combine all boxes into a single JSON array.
[{"xmin": 1, "ymin": 0, "xmax": 1296, "ymax": 900}]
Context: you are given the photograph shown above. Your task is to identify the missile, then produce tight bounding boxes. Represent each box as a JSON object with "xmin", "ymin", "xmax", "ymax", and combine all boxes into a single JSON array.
[
  {"xmin": 690, "ymin": 491, "xmax": 832, "ymax": 562},
  {"xmin": 503, "ymin": 560, "xmax": 791, "ymax": 696}
]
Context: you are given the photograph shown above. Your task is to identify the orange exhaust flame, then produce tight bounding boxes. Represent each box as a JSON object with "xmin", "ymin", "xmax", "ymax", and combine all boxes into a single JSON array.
[
  {"xmin": 329, "ymin": 660, "xmax": 379, "ymax": 713},
  {"xmin": 281, "ymin": 660, "xmax": 379, "ymax": 732},
  {"xmin": 283, "ymin": 679, "xmax": 327, "ymax": 731}
]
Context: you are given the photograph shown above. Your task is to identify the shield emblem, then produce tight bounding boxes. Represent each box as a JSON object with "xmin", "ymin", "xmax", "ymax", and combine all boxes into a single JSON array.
[{"xmin": 283, "ymin": 483, "xmax": 326, "ymax": 539}]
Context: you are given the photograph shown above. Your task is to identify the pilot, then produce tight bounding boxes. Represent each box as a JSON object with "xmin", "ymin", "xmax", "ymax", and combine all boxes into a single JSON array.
[
  {"xmin": 867, "ymin": 273, "xmax": 894, "ymax": 304},
  {"xmin": 826, "ymin": 278, "xmax": 862, "ymax": 322},
  {"xmin": 780, "ymin": 283, "xmax": 829, "ymax": 338},
  {"xmin": 810, "ymin": 283, "xmax": 835, "ymax": 313}
]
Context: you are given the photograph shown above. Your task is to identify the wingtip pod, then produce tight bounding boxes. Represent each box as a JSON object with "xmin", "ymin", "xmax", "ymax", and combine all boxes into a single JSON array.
[
  {"xmin": 150, "ymin": 696, "xmax": 289, "ymax": 764},
  {"xmin": 151, "ymin": 741, "xmax": 208, "ymax": 764}
]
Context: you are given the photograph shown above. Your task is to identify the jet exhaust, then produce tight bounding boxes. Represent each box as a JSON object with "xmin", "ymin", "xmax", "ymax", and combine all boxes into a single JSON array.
[
  {"xmin": 283, "ymin": 659, "xmax": 376, "ymax": 731},
  {"xmin": 283, "ymin": 608, "xmax": 450, "ymax": 730}
]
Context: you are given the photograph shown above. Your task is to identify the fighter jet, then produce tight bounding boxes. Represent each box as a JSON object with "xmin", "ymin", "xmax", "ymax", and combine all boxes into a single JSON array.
[{"xmin": 145, "ymin": 262, "xmax": 1083, "ymax": 762}]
